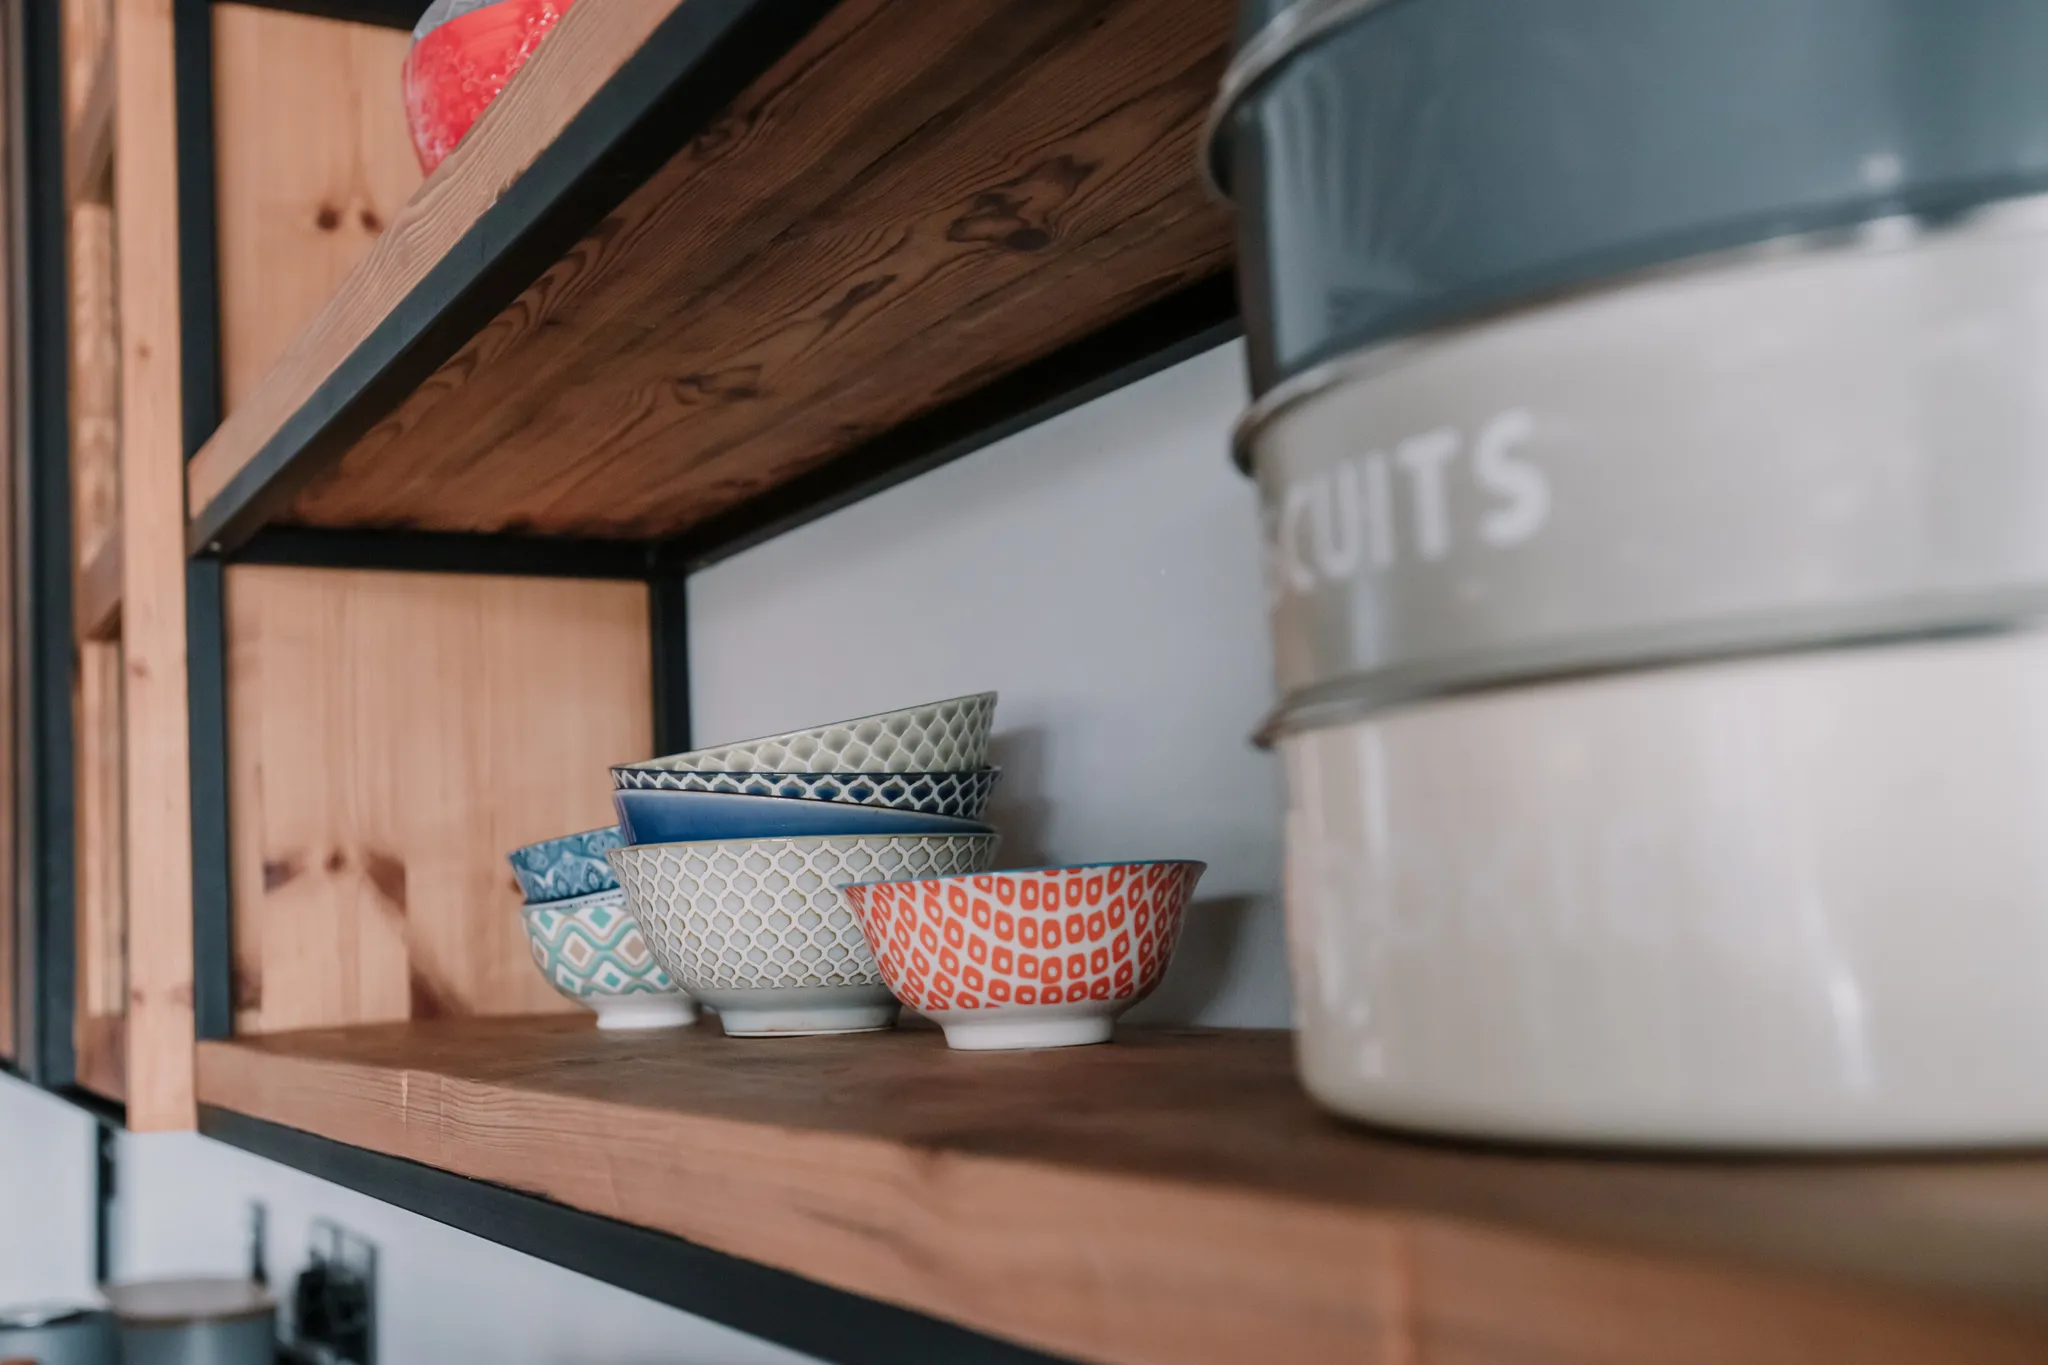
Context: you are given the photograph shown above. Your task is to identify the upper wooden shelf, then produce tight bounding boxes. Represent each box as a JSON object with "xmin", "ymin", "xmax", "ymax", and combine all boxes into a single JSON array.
[
  {"xmin": 185, "ymin": 0, "xmax": 1236, "ymax": 555},
  {"xmin": 197, "ymin": 1016, "xmax": 2048, "ymax": 1365}
]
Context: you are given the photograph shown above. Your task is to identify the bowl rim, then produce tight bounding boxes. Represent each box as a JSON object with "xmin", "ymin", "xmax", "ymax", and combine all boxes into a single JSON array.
[
  {"xmin": 613, "ymin": 691, "xmax": 997, "ymax": 771},
  {"xmin": 606, "ymin": 830, "xmax": 1002, "ymax": 856},
  {"xmin": 838, "ymin": 859, "xmax": 1208, "ymax": 892},
  {"xmin": 507, "ymin": 825, "xmax": 623, "ymax": 861},
  {"xmin": 607, "ymin": 763, "xmax": 1005, "ymax": 782},
  {"xmin": 518, "ymin": 886, "xmax": 628, "ymax": 916}
]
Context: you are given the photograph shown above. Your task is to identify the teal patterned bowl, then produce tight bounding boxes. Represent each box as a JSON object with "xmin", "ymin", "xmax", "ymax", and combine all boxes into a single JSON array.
[
  {"xmin": 507, "ymin": 825, "xmax": 623, "ymax": 903},
  {"xmin": 519, "ymin": 888, "xmax": 695, "ymax": 1030}
]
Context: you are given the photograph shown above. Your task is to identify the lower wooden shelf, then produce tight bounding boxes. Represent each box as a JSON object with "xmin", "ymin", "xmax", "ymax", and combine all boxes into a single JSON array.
[{"xmin": 196, "ymin": 1017, "xmax": 2048, "ymax": 1365}]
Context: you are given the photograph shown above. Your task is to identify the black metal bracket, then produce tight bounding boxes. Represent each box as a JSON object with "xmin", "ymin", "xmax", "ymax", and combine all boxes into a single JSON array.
[
  {"xmin": 215, "ymin": 0, "xmax": 427, "ymax": 29},
  {"xmin": 18, "ymin": 0, "xmax": 78, "ymax": 1091},
  {"xmin": 177, "ymin": 0, "xmax": 236, "ymax": 1046},
  {"xmin": 201, "ymin": 1106, "xmax": 1077, "ymax": 1365}
]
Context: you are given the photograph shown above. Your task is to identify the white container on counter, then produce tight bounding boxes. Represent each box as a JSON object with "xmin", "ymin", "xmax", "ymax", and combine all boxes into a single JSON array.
[{"xmin": 1282, "ymin": 627, "xmax": 2048, "ymax": 1147}]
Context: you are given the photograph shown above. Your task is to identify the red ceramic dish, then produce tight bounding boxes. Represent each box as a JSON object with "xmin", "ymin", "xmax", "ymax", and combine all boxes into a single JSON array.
[
  {"xmin": 402, "ymin": 0, "xmax": 577, "ymax": 174},
  {"xmin": 840, "ymin": 861, "xmax": 1204, "ymax": 1050}
]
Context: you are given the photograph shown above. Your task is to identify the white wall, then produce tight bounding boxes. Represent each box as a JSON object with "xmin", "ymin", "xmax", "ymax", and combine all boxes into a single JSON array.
[
  {"xmin": 111, "ymin": 1132, "xmax": 821, "ymax": 1365},
  {"xmin": 8, "ymin": 340, "xmax": 1284, "ymax": 1363},
  {"xmin": 689, "ymin": 340, "xmax": 1291, "ymax": 1028},
  {"xmin": 0, "ymin": 1074, "xmax": 97, "ymax": 1307}
]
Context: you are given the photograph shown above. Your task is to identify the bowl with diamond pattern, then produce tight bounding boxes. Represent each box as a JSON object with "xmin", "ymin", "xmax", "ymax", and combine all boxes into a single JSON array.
[
  {"xmin": 609, "ymin": 766, "xmax": 1002, "ymax": 821},
  {"xmin": 507, "ymin": 825, "xmax": 624, "ymax": 903},
  {"xmin": 607, "ymin": 833, "xmax": 1000, "ymax": 1036},
  {"xmin": 840, "ymin": 861, "xmax": 1204, "ymax": 1050},
  {"xmin": 518, "ymin": 888, "xmax": 696, "ymax": 1030},
  {"xmin": 615, "ymin": 692, "xmax": 996, "ymax": 775}
]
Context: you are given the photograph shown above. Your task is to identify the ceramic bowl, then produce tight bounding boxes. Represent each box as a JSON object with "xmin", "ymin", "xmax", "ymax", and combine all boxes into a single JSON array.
[
  {"xmin": 840, "ymin": 861, "xmax": 1205, "ymax": 1050},
  {"xmin": 518, "ymin": 888, "xmax": 694, "ymax": 1030},
  {"xmin": 616, "ymin": 692, "xmax": 996, "ymax": 775},
  {"xmin": 608, "ymin": 833, "xmax": 1000, "ymax": 1036},
  {"xmin": 609, "ymin": 766, "xmax": 1002, "ymax": 820},
  {"xmin": 612, "ymin": 786, "xmax": 994, "ymax": 847},
  {"xmin": 507, "ymin": 825, "xmax": 622, "ymax": 903},
  {"xmin": 403, "ymin": 0, "xmax": 577, "ymax": 174}
]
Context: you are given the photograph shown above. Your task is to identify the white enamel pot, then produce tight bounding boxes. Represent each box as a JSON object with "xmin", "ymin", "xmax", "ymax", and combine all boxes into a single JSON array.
[{"xmin": 1282, "ymin": 627, "xmax": 2048, "ymax": 1148}]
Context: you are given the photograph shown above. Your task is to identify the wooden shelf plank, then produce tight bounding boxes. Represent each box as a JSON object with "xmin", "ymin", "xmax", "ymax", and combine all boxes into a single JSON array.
[
  {"xmin": 198, "ymin": 1017, "xmax": 2048, "ymax": 1365},
  {"xmin": 185, "ymin": 0, "xmax": 1233, "ymax": 552}
]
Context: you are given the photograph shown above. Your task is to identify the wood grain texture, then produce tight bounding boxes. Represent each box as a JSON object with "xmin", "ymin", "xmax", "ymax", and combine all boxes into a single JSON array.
[
  {"xmin": 187, "ymin": 0, "xmax": 686, "ymax": 513},
  {"xmin": 68, "ymin": 201, "xmax": 119, "ymax": 569},
  {"xmin": 73, "ymin": 639, "xmax": 125, "ymax": 1102},
  {"xmin": 113, "ymin": 0, "xmax": 194, "ymax": 1131},
  {"xmin": 223, "ymin": 566, "xmax": 649, "ymax": 1034},
  {"xmin": 212, "ymin": 4, "xmax": 420, "ymax": 416},
  {"xmin": 198, "ymin": 1018, "xmax": 2048, "ymax": 1365},
  {"xmin": 66, "ymin": 35, "xmax": 113, "ymax": 206},
  {"xmin": 187, "ymin": 0, "xmax": 1234, "ymax": 541},
  {"xmin": 76, "ymin": 531, "xmax": 121, "ymax": 642},
  {"xmin": 63, "ymin": 0, "xmax": 112, "ymax": 123}
]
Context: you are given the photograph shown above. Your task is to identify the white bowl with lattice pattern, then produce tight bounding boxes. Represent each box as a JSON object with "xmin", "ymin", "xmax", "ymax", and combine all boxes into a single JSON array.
[
  {"xmin": 616, "ymin": 693, "xmax": 996, "ymax": 775},
  {"xmin": 608, "ymin": 833, "xmax": 999, "ymax": 1036}
]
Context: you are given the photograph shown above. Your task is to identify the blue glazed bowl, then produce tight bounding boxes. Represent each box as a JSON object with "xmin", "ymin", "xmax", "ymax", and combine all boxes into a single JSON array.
[
  {"xmin": 608, "ymin": 766, "xmax": 1001, "ymax": 821},
  {"xmin": 507, "ymin": 825, "xmax": 625, "ymax": 903},
  {"xmin": 612, "ymin": 787, "xmax": 995, "ymax": 847}
]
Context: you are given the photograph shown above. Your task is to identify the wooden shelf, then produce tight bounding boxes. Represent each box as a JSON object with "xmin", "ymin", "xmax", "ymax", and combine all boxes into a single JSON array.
[
  {"xmin": 184, "ymin": 0, "xmax": 1235, "ymax": 553},
  {"xmin": 197, "ymin": 1016, "xmax": 2048, "ymax": 1365}
]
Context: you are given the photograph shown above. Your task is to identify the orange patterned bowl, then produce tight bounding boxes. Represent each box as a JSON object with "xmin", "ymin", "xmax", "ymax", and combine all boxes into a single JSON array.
[{"xmin": 839, "ymin": 861, "xmax": 1205, "ymax": 1050}]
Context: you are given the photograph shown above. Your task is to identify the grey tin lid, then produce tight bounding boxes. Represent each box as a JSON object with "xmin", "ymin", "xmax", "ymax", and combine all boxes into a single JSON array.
[{"xmin": 1207, "ymin": 0, "xmax": 2048, "ymax": 392}]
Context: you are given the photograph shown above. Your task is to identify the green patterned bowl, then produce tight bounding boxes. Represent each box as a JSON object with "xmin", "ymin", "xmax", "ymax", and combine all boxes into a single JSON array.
[{"xmin": 518, "ymin": 888, "xmax": 695, "ymax": 1030}]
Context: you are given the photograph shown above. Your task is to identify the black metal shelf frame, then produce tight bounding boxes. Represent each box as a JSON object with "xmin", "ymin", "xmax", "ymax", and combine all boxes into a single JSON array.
[{"xmin": 0, "ymin": 0, "xmax": 1249, "ymax": 1359}]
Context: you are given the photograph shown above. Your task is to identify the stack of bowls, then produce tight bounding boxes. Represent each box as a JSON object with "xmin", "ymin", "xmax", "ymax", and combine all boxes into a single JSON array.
[
  {"xmin": 607, "ymin": 693, "xmax": 1003, "ymax": 1036},
  {"xmin": 507, "ymin": 826, "xmax": 696, "ymax": 1030}
]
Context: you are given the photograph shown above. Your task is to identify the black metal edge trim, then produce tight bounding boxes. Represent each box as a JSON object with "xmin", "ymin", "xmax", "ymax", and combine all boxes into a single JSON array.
[
  {"xmin": 199, "ymin": 1105, "xmax": 1077, "ymax": 1365},
  {"xmin": 213, "ymin": 0, "xmax": 429, "ymax": 29},
  {"xmin": 665, "ymin": 273, "xmax": 1243, "ymax": 572},
  {"xmin": 20, "ymin": 0, "xmax": 77, "ymax": 1091},
  {"xmin": 177, "ymin": 0, "xmax": 237, "ymax": 1049},
  {"xmin": 52, "ymin": 1083, "xmax": 128, "ymax": 1129},
  {"xmin": 176, "ymin": 0, "xmax": 224, "ymax": 459},
  {"xmin": 188, "ymin": 559, "xmax": 234, "ymax": 1041},
  {"xmin": 650, "ymin": 570, "xmax": 691, "ymax": 755},
  {"xmin": 187, "ymin": 0, "xmax": 844, "ymax": 556},
  {"xmin": 231, "ymin": 526, "xmax": 653, "ymax": 579},
  {"xmin": 93, "ymin": 1119, "xmax": 116, "ymax": 1281}
]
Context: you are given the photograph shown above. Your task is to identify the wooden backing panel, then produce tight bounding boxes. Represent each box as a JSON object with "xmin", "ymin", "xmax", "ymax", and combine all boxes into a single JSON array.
[
  {"xmin": 73, "ymin": 640, "xmax": 125, "ymax": 1101},
  {"xmin": 212, "ymin": 5, "xmax": 420, "ymax": 416},
  {"xmin": 77, "ymin": 532, "xmax": 122, "ymax": 642},
  {"xmin": 186, "ymin": 0, "xmax": 688, "ymax": 513},
  {"xmin": 196, "ymin": 1020, "xmax": 2048, "ymax": 1365},
  {"xmin": 223, "ymin": 566, "xmax": 649, "ymax": 1034},
  {"xmin": 287, "ymin": 0, "xmax": 1233, "ymax": 538},
  {"xmin": 68, "ymin": 201, "xmax": 118, "ymax": 568},
  {"xmin": 113, "ymin": 0, "xmax": 194, "ymax": 1131},
  {"xmin": 63, "ymin": 0, "xmax": 113, "ymax": 122},
  {"xmin": 66, "ymin": 36, "xmax": 114, "ymax": 206}
]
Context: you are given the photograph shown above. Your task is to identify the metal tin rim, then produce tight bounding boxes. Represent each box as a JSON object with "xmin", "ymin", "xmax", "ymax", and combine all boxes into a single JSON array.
[
  {"xmin": 1254, "ymin": 593, "xmax": 2048, "ymax": 746},
  {"xmin": 1229, "ymin": 189, "xmax": 2048, "ymax": 474},
  {"xmin": 1199, "ymin": 0, "xmax": 1402, "ymax": 201}
]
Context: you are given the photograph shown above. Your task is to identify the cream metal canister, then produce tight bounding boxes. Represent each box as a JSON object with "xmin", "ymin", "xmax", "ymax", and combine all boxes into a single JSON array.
[{"xmin": 1245, "ymin": 206, "xmax": 2048, "ymax": 1147}]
